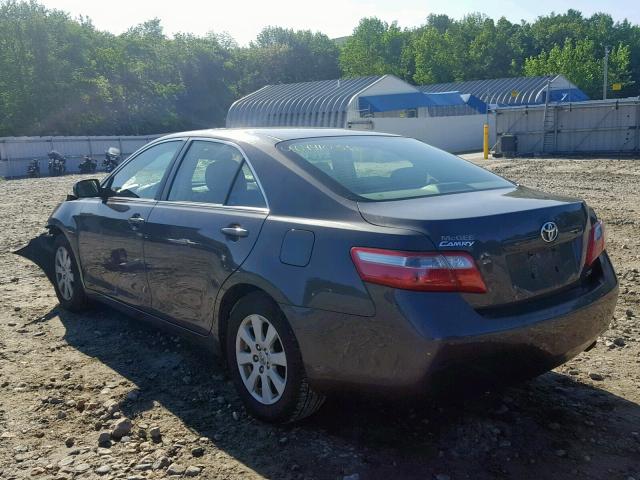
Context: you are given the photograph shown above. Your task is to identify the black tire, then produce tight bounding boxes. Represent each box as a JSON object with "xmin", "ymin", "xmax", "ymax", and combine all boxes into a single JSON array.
[
  {"xmin": 52, "ymin": 235, "xmax": 89, "ymax": 312},
  {"xmin": 226, "ymin": 292, "xmax": 325, "ymax": 423}
]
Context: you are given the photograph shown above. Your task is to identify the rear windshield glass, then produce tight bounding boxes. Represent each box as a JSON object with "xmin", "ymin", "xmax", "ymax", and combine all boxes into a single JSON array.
[{"xmin": 278, "ymin": 136, "xmax": 513, "ymax": 201}]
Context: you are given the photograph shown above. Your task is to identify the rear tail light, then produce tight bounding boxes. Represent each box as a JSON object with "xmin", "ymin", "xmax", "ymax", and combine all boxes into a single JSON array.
[
  {"xmin": 350, "ymin": 247, "xmax": 487, "ymax": 293},
  {"xmin": 585, "ymin": 220, "xmax": 605, "ymax": 267}
]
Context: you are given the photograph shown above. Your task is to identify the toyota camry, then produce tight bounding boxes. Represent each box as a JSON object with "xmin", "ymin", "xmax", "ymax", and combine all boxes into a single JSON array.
[{"xmin": 18, "ymin": 129, "xmax": 618, "ymax": 423}]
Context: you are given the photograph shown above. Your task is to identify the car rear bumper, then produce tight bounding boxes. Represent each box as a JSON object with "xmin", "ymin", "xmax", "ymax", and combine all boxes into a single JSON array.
[{"xmin": 282, "ymin": 253, "xmax": 618, "ymax": 393}]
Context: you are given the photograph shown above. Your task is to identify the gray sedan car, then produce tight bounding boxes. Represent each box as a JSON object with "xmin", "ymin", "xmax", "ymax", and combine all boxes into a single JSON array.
[{"xmin": 19, "ymin": 129, "xmax": 618, "ymax": 422}]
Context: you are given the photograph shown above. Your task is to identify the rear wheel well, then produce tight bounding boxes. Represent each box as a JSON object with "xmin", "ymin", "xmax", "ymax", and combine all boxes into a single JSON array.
[{"xmin": 217, "ymin": 284, "xmax": 276, "ymax": 358}]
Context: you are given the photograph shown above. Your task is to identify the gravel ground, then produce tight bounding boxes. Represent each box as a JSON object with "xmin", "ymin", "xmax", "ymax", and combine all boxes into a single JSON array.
[{"xmin": 0, "ymin": 156, "xmax": 639, "ymax": 480}]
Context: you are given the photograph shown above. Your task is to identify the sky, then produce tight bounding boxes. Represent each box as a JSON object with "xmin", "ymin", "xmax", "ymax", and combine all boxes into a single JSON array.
[{"xmin": 39, "ymin": 0, "xmax": 640, "ymax": 45}]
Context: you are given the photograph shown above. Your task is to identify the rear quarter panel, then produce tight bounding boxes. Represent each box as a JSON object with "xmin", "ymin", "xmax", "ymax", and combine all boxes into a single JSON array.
[
  {"xmin": 218, "ymin": 137, "xmax": 436, "ymax": 318},
  {"xmin": 218, "ymin": 214, "xmax": 435, "ymax": 318}
]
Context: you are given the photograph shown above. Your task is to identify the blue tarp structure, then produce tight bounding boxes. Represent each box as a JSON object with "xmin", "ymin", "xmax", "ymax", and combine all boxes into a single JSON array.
[
  {"xmin": 419, "ymin": 75, "xmax": 590, "ymax": 106},
  {"xmin": 358, "ymin": 91, "xmax": 487, "ymax": 114},
  {"xmin": 548, "ymin": 88, "xmax": 589, "ymax": 103},
  {"xmin": 358, "ymin": 92, "xmax": 431, "ymax": 112},
  {"xmin": 459, "ymin": 94, "xmax": 488, "ymax": 113}
]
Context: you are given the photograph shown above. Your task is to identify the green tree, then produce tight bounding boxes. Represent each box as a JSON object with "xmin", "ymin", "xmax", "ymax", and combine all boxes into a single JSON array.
[
  {"xmin": 339, "ymin": 18, "xmax": 413, "ymax": 80},
  {"xmin": 524, "ymin": 39, "xmax": 631, "ymax": 98},
  {"xmin": 172, "ymin": 33, "xmax": 236, "ymax": 129},
  {"xmin": 528, "ymin": 9, "xmax": 589, "ymax": 52},
  {"xmin": 412, "ymin": 14, "xmax": 525, "ymax": 84},
  {"xmin": 412, "ymin": 27, "xmax": 457, "ymax": 84},
  {"xmin": 235, "ymin": 26, "xmax": 340, "ymax": 95},
  {"xmin": 2, "ymin": 2, "xmax": 640, "ymax": 137},
  {"xmin": 0, "ymin": 0, "xmax": 101, "ymax": 135}
]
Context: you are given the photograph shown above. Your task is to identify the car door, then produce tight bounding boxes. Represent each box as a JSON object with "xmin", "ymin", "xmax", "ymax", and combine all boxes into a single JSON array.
[
  {"xmin": 76, "ymin": 140, "xmax": 184, "ymax": 307},
  {"xmin": 143, "ymin": 139, "xmax": 269, "ymax": 334}
]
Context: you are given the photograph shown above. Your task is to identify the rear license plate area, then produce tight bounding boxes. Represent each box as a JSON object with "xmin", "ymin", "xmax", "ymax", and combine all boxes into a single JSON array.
[{"xmin": 507, "ymin": 241, "xmax": 579, "ymax": 293}]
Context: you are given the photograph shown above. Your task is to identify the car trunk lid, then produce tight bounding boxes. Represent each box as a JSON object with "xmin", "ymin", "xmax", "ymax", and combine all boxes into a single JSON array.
[{"xmin": 357, "ymin": 186, "xmax": 588, "ymax": 308}]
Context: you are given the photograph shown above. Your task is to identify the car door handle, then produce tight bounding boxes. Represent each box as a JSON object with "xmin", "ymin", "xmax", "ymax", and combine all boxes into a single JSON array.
[
  {"xmin": 221, "ymin": 226, "xmax": 249, "ymax": 238},
  {"xmin": 128, "ymin": 215, "xmax": 145, "ymax": 226}
]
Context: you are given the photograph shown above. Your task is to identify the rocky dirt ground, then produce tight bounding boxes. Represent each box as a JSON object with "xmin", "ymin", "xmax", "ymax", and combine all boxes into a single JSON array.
[{"xmin": 0, "ymin": 156, "xmax": 639, "ymax": 480}]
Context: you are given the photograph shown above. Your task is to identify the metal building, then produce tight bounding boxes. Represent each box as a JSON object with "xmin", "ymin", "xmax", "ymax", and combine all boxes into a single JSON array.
[
  {"xmin": 419, "ymin": 75, "xmax": 589, "ymax": 106},
  {"xmin": 226, "ymin": 75, "xmax": 493, "ymax": 129},
  {"xmin": 226, "ymin": 76, "xmax": 385, "ymax": 128},
  {"xmin": 225, "ymin": 74, "xmax": 495, "ymax": 152},
  {"xmin": 226, "ymin": 74, "xmax": 594, "ymax": 154}
]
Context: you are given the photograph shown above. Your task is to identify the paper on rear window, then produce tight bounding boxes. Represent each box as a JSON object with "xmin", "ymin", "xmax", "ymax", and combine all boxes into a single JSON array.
[{"xmin": 278, "ymin": 136, "xmax": 512, "ymax": 201}]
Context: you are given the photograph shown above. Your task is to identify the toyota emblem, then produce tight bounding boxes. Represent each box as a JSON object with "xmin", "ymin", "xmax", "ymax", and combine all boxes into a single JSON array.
[{"xmin": 540, "ymin": 222, "xmax": 559, "ymax": 243}]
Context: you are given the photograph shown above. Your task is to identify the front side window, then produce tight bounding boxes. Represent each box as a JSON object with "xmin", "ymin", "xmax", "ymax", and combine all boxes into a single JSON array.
[
  {"xmin": 108, "ymin": 141, "xmax": 181, "ymax": 199},
  {"xmin": 168, "ymin": 141, "xmax": 266, "ymax": 207},
  {"xmin": 278, "ymin": 136, "xmax": 513, "ymax": 201}
]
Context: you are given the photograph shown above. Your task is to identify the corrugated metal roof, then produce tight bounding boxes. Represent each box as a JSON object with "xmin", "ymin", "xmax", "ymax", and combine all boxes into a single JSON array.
[
  {"xmin": 358, "ymin": 91, "xmax": 487, "ymax": 113},
  {"xmin": 418, "ymin": 75, "xmax": 588, "ymax": 105},
  {"xmin": 226, "ymin": 76, "xmax": 384, "ymax": 128}
]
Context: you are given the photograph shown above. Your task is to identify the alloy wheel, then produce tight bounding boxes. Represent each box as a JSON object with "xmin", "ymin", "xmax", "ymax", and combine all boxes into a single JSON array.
[
  {"xmin": 235, "ymin": 314, "xmax": 288, "ymax": 405},
  {"xmin": 55, "ymin": 246, "xmax": 74, "ymax": 301}
]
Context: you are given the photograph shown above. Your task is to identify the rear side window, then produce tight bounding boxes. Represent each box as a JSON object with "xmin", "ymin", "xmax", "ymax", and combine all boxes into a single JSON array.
[
  {"xmin": 168, "ymin": 140, "xmax": 266, "ymax": 208},
  {"xmin": 278, "ymin": 136, "xmax": 513, "ymax": 201},
  {"xmin": 169, "ymin": 141, "xmax": 242, "ymax": 204},
  {"xmin": 227, "ymin": 163, "xmax": 267, "ymax": 208}
]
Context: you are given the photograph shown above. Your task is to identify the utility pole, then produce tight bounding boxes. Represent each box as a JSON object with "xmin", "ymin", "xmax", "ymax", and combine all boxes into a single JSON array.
[{"xmin": 603, "ymin": 46, "xmax": 610, "ymax": 100}]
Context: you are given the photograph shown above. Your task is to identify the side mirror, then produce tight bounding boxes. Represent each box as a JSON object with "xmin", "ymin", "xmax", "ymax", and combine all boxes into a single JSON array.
[{"xmin": 72, "ymin": 179, "xmax": 103, "ymax": 198}]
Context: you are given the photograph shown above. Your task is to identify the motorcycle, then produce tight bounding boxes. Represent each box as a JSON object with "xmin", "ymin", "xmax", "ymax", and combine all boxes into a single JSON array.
[
  {"xmin": 78, "ymin": 155, "xmax": 97, "ymax": 174},
  {"xmin": 27, "ymin": 159, "xmax": 40, "ymax": 178},
  {"xmin": 103, "ymin": 147, "xmax": 121, "ymax": 173},
  {"xmin": 47, "ymin": 151, "xmax": 66, "ymax": 176}
]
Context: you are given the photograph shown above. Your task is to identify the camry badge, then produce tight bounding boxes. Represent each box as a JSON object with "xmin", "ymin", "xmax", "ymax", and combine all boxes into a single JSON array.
[{"xmin": 540, "ymin": 222, "xmax": 559, "ymax": 243}]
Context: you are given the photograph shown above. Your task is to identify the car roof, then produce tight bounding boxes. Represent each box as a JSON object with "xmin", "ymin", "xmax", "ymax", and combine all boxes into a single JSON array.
[{"xmin": 157, "ymin": 128, "xmax": 397, "ymax": 144}]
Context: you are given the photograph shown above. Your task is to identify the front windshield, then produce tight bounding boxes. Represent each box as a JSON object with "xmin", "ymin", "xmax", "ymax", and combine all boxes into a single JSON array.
[{"xmin": 278, "ymin": 136, "xmax": 513, "ymax": 201}]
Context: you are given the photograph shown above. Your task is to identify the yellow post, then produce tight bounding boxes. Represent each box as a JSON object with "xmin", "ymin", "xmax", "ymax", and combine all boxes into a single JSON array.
[{"xmin": 483, "ymin": 123, "xmax": 489, "ymax": 159}]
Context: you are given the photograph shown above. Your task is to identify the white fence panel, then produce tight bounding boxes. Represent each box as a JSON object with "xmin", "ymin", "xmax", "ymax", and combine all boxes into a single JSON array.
[
  {"xmin": 350, "ymin": 115, "xmax": 494, "ymax": 153},
  {"xmin": 0, "ymin": 135, "xmax": 160, "ymax": 178},
  {"xmin": 494, "ymin": 98, "xmax": 640, "ymax": 155}
]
